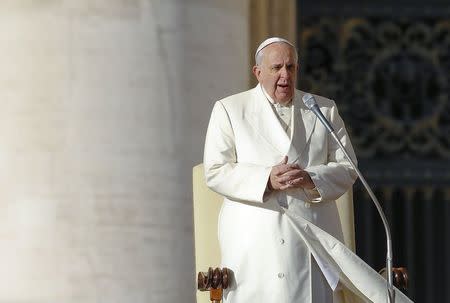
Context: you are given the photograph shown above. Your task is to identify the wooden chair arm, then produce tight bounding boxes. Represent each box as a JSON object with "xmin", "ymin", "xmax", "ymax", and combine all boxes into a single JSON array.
[
  {"xmin": 197, "ymin": 267, "xmax": 230, "ymax": 303},
  {"xmin": 379, "ymin": 267, "xmax": 408, "ymax": 290}
]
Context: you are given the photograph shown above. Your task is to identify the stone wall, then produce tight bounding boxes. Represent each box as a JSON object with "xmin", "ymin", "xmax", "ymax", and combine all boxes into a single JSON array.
[{"xmin": 0, "ymin": 1, "xmax": 249, "ymax": 302}]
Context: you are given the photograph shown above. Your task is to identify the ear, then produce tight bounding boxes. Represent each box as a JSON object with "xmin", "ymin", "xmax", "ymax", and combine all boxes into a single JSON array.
[{"xmin": 252, "ymin": 65, "xmax": 261, "ymax": 81}]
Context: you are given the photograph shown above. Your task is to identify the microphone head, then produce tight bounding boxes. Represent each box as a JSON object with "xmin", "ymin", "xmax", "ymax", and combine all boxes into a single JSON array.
[{"xmin": 302, "ymin": 93, "xmax": 317, "ymax": 109}]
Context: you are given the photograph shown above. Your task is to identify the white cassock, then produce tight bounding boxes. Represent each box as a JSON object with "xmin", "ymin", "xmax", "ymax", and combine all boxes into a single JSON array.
[{"xmin": 203, "ymin": 84, "xmax": 413, "ymax": 303}]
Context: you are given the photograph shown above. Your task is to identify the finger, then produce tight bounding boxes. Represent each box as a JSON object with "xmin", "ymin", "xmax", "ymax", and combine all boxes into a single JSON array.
[
  {"xmin": 288, "ymin": 177, "xmax": 305, "ymax": 187},
  {"xmin": 276, "ymin": 165, "xmax": 301, "ymax": 176},
  {"xmin": 279, "ymin": 183, "xmax": 293, "ymax": 190},
  {"xmin": 277, "ymin": 170, "xmax": 304, "ymax": 181},
  {"xmin": 279, "ymin": 183, "xmax": 290, "ymax": 190},
  {"xmin": 277, "ymin": 172, "xmax": 301, "ymax": 183},
  {"xmin": 277, "ymin": 174, "xmax": 293, "ymax": 183},
  {"xmin": 285, "ymin": 163, "xmax": 300, "ymax": 170},
  {"xmin": 279, "ymin": 168, "xmax": 303, "ymax": 178},
  {"xmin": 273, "ymin": 157, "xmax": 289, "ymax": 176}
]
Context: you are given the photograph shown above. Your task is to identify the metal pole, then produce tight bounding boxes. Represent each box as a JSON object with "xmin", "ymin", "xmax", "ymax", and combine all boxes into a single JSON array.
[{"xmin": 330, "ymin": 132, "xmax": 395, "ymax": 303}]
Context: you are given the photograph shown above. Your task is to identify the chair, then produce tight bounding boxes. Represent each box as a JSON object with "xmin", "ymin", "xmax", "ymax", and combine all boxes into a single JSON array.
[{"xmin": 192, "ymin": 163, "xmax": 357, "ymax": 303}]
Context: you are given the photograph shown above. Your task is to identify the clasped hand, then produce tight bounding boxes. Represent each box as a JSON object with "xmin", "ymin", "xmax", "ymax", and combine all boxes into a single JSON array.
[{"xmin": 268, "ymin": 156, "xmax": 315, "ymax": 191}]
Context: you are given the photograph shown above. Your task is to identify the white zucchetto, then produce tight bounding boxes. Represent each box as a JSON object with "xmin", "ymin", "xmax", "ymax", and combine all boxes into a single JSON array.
[{"xmin": 254, "ymin": 37, "xmax": 295, "ymax": 62}]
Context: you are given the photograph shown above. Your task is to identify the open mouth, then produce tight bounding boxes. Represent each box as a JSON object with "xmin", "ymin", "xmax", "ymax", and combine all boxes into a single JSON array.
[{"xmin": 277, "ymin": 83, "xmax": 290, "ymax": 91}]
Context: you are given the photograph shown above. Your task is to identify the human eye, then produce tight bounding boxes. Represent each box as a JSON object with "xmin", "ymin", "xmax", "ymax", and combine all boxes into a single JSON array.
[{"xmin": 271, "ymin": 65, "xmax": 282, "ymax": 71}]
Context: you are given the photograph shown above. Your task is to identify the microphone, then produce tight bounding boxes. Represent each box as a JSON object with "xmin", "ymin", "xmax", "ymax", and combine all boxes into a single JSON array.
[
  {"xmin": 302, "ymin": 93, "xmax": 396, "ymax": 302},
  {"xmin": 302, "ymin": 93, "xmax": 334, "ymax": 133}
]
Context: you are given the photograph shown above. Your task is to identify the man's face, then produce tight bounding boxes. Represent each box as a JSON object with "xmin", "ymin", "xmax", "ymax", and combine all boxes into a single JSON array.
[{"xmin": 253, "ymin": 43, "xmax": 298, "ymax": 104}]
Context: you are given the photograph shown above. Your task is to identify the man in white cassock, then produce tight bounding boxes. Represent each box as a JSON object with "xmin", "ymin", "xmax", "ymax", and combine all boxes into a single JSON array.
[{"xmin": 203, "ymin": 37, "xmax": 413, "ymax": 303}]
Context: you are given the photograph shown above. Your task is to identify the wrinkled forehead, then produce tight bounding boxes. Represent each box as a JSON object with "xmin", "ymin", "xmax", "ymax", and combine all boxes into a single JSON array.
[{"xmin": 262, "ymin": 43, "xmax": 297, "ymax": 64}]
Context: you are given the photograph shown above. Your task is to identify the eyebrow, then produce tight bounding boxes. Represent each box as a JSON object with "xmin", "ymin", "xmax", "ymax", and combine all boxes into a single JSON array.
[{"xmin": 270, "ymin": 63, "xmax": 295, "ymax": 68}]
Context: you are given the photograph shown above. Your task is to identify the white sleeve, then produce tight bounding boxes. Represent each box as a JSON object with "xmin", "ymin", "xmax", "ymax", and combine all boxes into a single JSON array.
[
  {"xmin": 203, "ymin": 101, "xmax": 272, "ymax": 203},
  {"xmin": 304, "ymin": 101, "xmax": 358, "ymax": 202}
]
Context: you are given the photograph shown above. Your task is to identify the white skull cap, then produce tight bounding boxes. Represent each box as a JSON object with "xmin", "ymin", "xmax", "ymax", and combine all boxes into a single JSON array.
[{"xmin": 255, "ymin": 37, "xmax": 295, "ymax": 62}]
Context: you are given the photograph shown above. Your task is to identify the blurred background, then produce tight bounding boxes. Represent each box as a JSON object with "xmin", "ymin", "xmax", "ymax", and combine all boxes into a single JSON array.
[{"xmin": 0, "ymin": 1, "xmax": 448, "ymax": 302}]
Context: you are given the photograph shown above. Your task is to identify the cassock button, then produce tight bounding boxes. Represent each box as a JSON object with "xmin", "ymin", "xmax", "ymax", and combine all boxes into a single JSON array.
[
  {"xmin": 304, "ymin": 202, "xmax": 311, "ymax": 208},
  {"xmin": 280, "ymin": 239, "xmax": 285, "ymax": 244},
  {"xmin": 278, "ymin": 273, "xmax": 285, "ymax": 279}
]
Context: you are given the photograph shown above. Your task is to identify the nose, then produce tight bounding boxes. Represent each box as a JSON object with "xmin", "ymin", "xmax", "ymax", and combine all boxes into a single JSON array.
[{"xmin": 280, "ymin": 66, "xmax": 290, "ymax": 79}]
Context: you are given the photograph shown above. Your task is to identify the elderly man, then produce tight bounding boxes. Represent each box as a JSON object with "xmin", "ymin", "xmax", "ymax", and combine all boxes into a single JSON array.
[{"xmin": 203, "ymin": 38, "xmax": 412, "ymax": 303}]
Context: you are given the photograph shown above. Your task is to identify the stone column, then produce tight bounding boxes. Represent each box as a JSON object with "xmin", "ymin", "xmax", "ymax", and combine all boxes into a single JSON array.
[{"xmin": 0, "ymin": 1, "xmax": 249, "ymax": 302}]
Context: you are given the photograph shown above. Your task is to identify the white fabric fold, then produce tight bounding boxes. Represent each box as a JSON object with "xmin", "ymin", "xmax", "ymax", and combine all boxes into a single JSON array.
[{"xmin": 283, "ymin": 208, "xmax": 414, "ymax": 303}]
